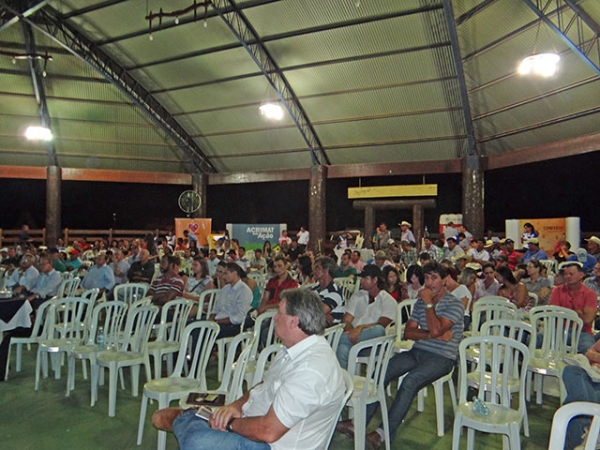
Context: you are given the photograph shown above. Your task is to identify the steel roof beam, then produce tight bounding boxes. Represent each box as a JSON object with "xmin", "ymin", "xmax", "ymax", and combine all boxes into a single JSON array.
[
  {"xmin": 0, "ymin": 0, "xmax": 49, "ymax": 33},
  {"xmin": 2, "ymin": 3, "xmax": 217, "ymax": 173},
  {"xmin": 442, "ymin": 0, "xmax": 478, "ymax": 157},
  {"xmin": 522, "ymin": 0, "xmax": 600, "ymax": 76},
  {"xmin": 60, "ymin": 0, "xmax": 129, "ymax": 19},
  {"xmin": 210, "ymin": 0, "xmax": 328, "ymax": 166},
  {"xmin": 21, "ymin": 20, "xmax": 57, "ymax": 166}
]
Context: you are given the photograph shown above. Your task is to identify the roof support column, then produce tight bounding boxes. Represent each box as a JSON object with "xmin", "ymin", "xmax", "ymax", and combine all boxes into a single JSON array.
[
  {"xmin": 308, "ymin": 165, "xmax": 327, "ymax": 254},
  {"xmin": 45, "ymin": 165, "xmax": 61, "ymax": 246},
  {"xmin": 192, "ymin": 173, "xmax": 207, "ymax": 218},
  {"xmin": 364, "ymin": 207, "xmax": 375, "ymax": 250},
  {"xmin": 462, "ymin": 155, "xmax": 484, "ymax": 239}
]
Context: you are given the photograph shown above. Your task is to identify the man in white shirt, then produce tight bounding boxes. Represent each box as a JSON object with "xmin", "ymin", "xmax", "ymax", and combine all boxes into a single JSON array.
[
  {"xmin": 210, "ymin": 263, "xmax": 253, "ymax": 338},
  {"xmin": 152, "ymin": 288, "xmax": 346, "ymax": 450},
  {"xmin": 335, "ymin": 265, "xmax": 396, "ymax": 369},
  {"xmin": 467, "ymin": 238, "xmax": 490, "ymax": 265},
  {"xmin": 296, "ymin": 226, "xmax": 309, "ymax": 253},
  {"xmin": 7, "ymin": 254, "xmax": 39, "ymax": 294}
]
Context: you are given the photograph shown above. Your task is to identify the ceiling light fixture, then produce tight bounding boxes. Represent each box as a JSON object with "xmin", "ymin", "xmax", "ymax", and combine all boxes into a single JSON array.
[
  {"xmin": 259, "ymin": 103, "xmax": 284, "ymax": 120},
  {"xmin": 145, "ymin": 0, "xmax": 212, "ymax": 38},
  {"xmin": 0, "ymin": 50, "xmax": 52, "ymax": 77},
  {"xmin": 25, "ymin": 126, "xmax": 53, "ymax": 141},
  {"xmin": 517, "ymin": 53, "xmax": 560, "ymax": 77},
  {"xmin": 518, "ymin": 19, "xmax": 559, "ymax": 77}
]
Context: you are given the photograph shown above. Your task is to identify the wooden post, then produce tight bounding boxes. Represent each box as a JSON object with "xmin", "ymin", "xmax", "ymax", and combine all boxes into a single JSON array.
[
  {"xmin": 462, "ymin": 155, "xmax": 484, "ymax": 238},
  {"xmin": 412, "ymin": 204, "xmax": 424, "ymax": 249},
  {"xmin": 45, "ymin": 165, "xmax": 61, "ymax": 246},
  {"xmin": 192, "ymin": 172, "xmax": 207, "ymax": 218},
  {"xmin": 364, "ymin": 207, "xmax": 375, "ymax": 249},
  {"xmin": 308, "ymin": 165, "xmax": 327, "ymax": 254}
]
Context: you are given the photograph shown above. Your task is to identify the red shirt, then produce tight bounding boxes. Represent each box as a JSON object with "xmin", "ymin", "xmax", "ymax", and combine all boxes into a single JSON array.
[
  {"xmin": 501, "ymin": 250, "xmax": 519, "ymax": 270},
  {"xmin": 265, "ymin": 275, "xmax": 298, "ymax": 304},
  {"xmin": 549, "ymin": 283, "xmax": 598, "ymax": 334}
]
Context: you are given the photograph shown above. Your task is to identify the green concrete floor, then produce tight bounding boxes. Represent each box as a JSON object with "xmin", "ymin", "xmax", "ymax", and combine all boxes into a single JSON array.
[{"xmin": 0, "ymin": 348, "xmax": 559, "ymax": 450}]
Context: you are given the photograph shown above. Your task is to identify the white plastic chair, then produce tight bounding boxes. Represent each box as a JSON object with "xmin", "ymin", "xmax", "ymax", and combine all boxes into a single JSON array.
[
  {"xmin": 334, "ymin": 277, "xmax": 358, "ymax": 302},
  {"xmin": 325, "ymin": 370, "xmax": 354, "ymax": 449},
  {"xmin": 147, "ymin": 298, "xmax": 195, "ymax": 379},
  {"xmin": 452, "ymin": 335, "xmax": 529, "ymax": 450},
  {"xmin": 408, "ymin": 368, "xmax": 456, "ymax": 437},
  {"xmin": 59, "ymin": 271, "xmax": 73, "ymax": 281},
  {"xmin": 346, "ymin": 334, "xmax": 396, "ymax": 450},
  {"xmin": 548, "ymin": 402, "xmax": 600, "ymax": 450},
  {"xmin": 137, "ymin": 321, "xmax": 220, "ymax": 450},
  {"xmin": 55, "ymin": 277, "xmax": 81, "ymax": 299},
  {"xmin": 243, "ymin": 310, "xmax": 277, "ymax": 387},
  {"xmin": 323, "ymin": 323, "xmax": 345, "ymax": 353},
  {"xmin": 34, "ymin": 297, "xmax": 90, "ymax": 390},
  {"xmin": 527, "ymin": 306, "xmax": 582, "ymax": 405},
  {"xmin": 5, "ymin": 299, "xmax": 53, "ymax": 380},
  {"xmin": 91, "ymin": 304, "xmax": 159, "ymax": 417},
  {"xmin": 113, "ymin": 282, "xmax": 150, "ymax": 307},
  {"xmin": 394, "ymin": 299, "xmax": 417, "ymax": 353},
  {"xmin": 469, "ymin": 297, "xmax": 517, "ymax": 336},
  {"xmin": 250, "ymin": 343, "xmax": 285, "ymax": 387},
  {"xmin": 66, "ymin": 300, "xmax": 128, "ymax": 399},
  {"xmin": 538, "ymin": 259, "xmax": 557, "ymax": 276},
  {"xmin": 196, "ymin": 288, "xmax": 219, "ymax": 320}
]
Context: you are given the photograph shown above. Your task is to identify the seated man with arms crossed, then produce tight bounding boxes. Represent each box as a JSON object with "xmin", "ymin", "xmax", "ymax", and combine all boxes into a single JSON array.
[
  {"xmin": 127, "ymin": 249, "xmax": 155, "ymax": 284},
  {"xmin": 312, "ymin": 256, "xmax": 344, "ymax": 326},
  {"xmin": 338, "ymin": 261, "xmax": 464, "ymax": 448},
  {"xmin": 152, "ymin": 288, "xmax": 346, "ymax": 450}
]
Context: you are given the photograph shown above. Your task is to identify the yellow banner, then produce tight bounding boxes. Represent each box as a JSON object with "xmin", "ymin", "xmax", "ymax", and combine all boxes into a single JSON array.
[{"xmin": 518, "ymin": 218, "xmax": 565, "ymax": 252}]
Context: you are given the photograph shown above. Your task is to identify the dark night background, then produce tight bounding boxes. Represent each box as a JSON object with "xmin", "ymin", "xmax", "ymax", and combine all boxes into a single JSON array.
[{"xmin": 1, "ymin": 151, "xmax": 598, "ymax": 236}]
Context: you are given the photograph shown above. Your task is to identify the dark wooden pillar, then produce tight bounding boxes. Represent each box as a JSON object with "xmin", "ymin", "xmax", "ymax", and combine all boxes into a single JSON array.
[
  {"xmin": 412, "ymin": 204, "xmax": 424, "ymax": 249},
  {"xmin": 308, "ymin": 165, "xmax": 327, "ymax": 254},
  {"xmin": 192, "ymin": 172, "xmax": 207, "ymax": 218},
  {"xmin": 462, "ymin": 155, "xmax": 484, "ymax": 238},
  {"xmin": 46, "ymin": 165, "xmax": 61, "ymax": 246},
  {"xmin": 364, "ymin": 207, "xmax": 375, "ymax": 249}
]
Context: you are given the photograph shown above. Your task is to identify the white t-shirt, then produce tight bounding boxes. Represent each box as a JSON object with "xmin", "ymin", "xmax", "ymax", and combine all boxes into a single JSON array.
[
  {"xmin": 451, "ymin": 284, "xmax": 473, "ymax": 316},
  {"xmin": 242, "ymin": 335, "xmax": 345, "ymax": 450},
  {"xmin": 345, "ymin": 289, "xmax": 397, "ymax": 327},
  {"xmin": 467, "ymin": 248, "xmax": 490, "ymax": 261},
  {"xmin": 297, "ymin": 230, "xmax": 310, "ymax": 245}
]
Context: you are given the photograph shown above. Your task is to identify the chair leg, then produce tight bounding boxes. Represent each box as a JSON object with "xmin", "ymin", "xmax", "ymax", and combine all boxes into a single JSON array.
[
  {"xmin": 35, "ymin": 348, "xmax": 43, "ymax": 390},
  {"xmin": 352, "ymin": 405, "xmax": 365, "ymax": 450},
  {"xmin": 535, "ymin": 374, "xmax": 543, "ymax": 405},
  {"xmin": 82, "ymin": 359, "xmax": 88, "ymax": 380},
  {"xmin": 217, "ymin": 341, "xmax": 224, "ymax": 382},
  {"xmin": 417, "ymin": 388, "xmax": 425, "ymax": 412},
  {"xmin": 16, "ymin": 342, "xmax": 23, "ymax": 372},
  {"xmin": 131, "ymin": 365, "xmax": 140, "ymax": 397},
  {"xmin": 433, "ymin": 381, "xmax": 445, "ymax": 437},
  {"xmin": 380, "ymin": 393, "xmax": 391, "ymax": 450},
  {"xmin": 91, "ymin": 364, "xmax": 99, "ymax": 407},
  {"xmin": 137, "ymin": 393, "xmax": 149, "ymax": 445},
  {"xmin": 66, "ymin": 354, "xmax": 75, "ymax": 396},
  {"xmin": 108, "ymin": 364, "xmax": 118, "ymax": 417},
  {"xmin": 467, "ymin": 427, "xmax": 475, "ymax": 450},
  {"xmin": 152, "ymin": 351, "xmax": 161, "ymax": 380},
  {"xmin": 451, "ymin": 415, "xmax": 462, "ymax": 450}
]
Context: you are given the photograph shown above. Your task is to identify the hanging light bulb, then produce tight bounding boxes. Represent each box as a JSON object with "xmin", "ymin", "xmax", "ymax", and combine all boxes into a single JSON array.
[
  {"xmin": 12, "ymin": 57, "xmax": 16, "ymax": 65},
  {"xmin": 42, "ymin": 70, "xmax": 47, "ymax": 77},
  {"xmin": 25, "ymin": 126, "xmax": 52, "ymax": 141},
  {"xmin": 355, "ymin": 0, "xmax": 360, "ymax": 7},
  {"xmin": 175, "ymin": 16, "xmax": 179, "ymax": 24},
  {"xmin": 149, "ymin": 32, "xmax": 154, "ymax": 41},
  {"xmin": 517, "ymin": 53, "xmax": 560, "ymax": 77},
  {"xmin": 259, "ymin": 103, "xmax": 284, "ymax": 120},
  {"xmin": 203, "ymin": 19, "xmax": 207, "ymax": 28}
]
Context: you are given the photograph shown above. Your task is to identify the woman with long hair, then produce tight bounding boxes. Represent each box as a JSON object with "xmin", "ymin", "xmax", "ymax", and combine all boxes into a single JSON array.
[
  {"xmin": 382, "ymin": 266, "xmax": 405, "ymax": 301},
  {"xmin": 405, "ymin": 264, "xmax": 424, "ymax": 299},
  {"xmin": 522, "ymin": 259, "xmax": 552, "ymax": 305},
  {"xmin": 263, "ymin": 240, "xmax": 273, "ymax": 263},
  {"xmin": 182, "ymin": 257, "xmax": 215, "ymax": 302},
  {"xmin": 522, "ymin": 222, "xmax": 538, "ymax": 249},
  {"xmin": 496, "ymin": 265, "xmax": 528, "ymax": 309}
]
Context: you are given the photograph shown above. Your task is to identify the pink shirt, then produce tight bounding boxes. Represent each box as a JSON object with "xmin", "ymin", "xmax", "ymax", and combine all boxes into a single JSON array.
[{"xmin": 549, "ymin": 283, "xmax": 598, "ymax": 334}]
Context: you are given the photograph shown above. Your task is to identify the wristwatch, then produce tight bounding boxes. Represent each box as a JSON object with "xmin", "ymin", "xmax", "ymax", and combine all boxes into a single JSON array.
[
  {"xmin": 425, "ymin": 303, "xmax": 435, "ymax": 310},
  {"xmin": 226, "ymin": 418, "xmax": 236, "ymax": 433}
]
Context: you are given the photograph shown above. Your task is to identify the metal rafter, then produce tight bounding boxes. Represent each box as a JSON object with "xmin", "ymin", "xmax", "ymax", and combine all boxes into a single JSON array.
[
  {"xmin": 0, "ymin": 3, "xmax": 216, "ymax": 174},
  {"xmin": 210, "ymin": 0, "xmax": 329, "ymax": 166},
  {"xmin": 522, "ymin": 0, "xmax": 600, "ymax": 76},
  {"xmin": 441, "ymin": 0, "xmax": 478, "ymax": 157},
  {"xmin": 0, "ymin": 0, "xmax": 49, "ymax": 33},
  {"xmin": 22, "ymin": 20, "xmax": 57, "ymax": 166}
]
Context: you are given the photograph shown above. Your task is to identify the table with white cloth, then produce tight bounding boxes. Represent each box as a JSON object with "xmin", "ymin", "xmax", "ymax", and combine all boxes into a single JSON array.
[{"xmin": 0, "ymin": 296, "xmax": 33, "ymax": 341}]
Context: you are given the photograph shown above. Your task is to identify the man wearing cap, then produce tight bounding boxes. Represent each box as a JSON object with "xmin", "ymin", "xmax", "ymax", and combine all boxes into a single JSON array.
[
  {"xmin": 399, "ymin": 221, "xmax": 416, "ymax": 244},
  {"xmin": 467, "ymin": 238, "xmax": 490, "ymax": 265},
  {"xmin": 48, "ymin": 247, "xmax": 66, "ymax": 273},
  {"xmin": 587, "ymin": 236, "xmax": 600, "ymax": 260},
  {"xmin": 387, "ymin": 239, "xmax": 402, "ymax": 263},
  {"xmin": 376, "ymin": 222, "xmax": 392, "ymax": 250},
  {"xmin": 521, "ymin": 238, "xmax": 548, "ymax": 264},
  {"xmin": 445, "ymin": 237, "xmax": 465, "ymax": 260},
  {"xmin": 312, "ymin": 257, "xmax": 345, "ymax": 325},
  {"xmin": 399, "ymin": 240, "xmax": 418, "ymax": 269},
  {"xmin": 549, "ymin": 261, "xmax": 597, "ymax": 353},
  {"xmin": 374, "ymin": 250, "xmax": 395, "ymax": 269},
  {"xmin": 335, "ymin": 265, "xmax": 396, "ymax": 369},
  {"xmin": 500, "ymin": 238, "xmax": 520, "ymax": 270},
  {"xmin": 568, "ymin": 248, "xmax": 597, "ymax": 276},
  {"xmin": 65, "ymin": 248, "xmax": 82, "ymax": 272}
]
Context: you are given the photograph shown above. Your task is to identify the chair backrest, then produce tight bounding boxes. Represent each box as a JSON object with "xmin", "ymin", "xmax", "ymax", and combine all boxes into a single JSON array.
[
  {"xmin": 247, "ymin": 310, "xmax": 277, "ymax": 362},
  {"xmin": 548, "ymin": 402, "xmax": 600, "ymax": 450},
  {"xmin": 459, "ymin": 336, "xmax": 529, "ymax": 416},
  {"xmin": 324, "ymin": 370, "xmax": 354, "ymax": 449},
  {"xmin": 172, "ymin": 321, "xmax": 220, "ymax": 390},
  {"xmin": 217, "ymin": 331, "xmax": 253, "ymax": 395},
  {"xmin": 56, "ymin": 277, "xmax": 81, "ymax": 299},
  {"xmin": 31, "ymin": 299, "xmax": 55, "ymax": 340},
  {"xmin": 196, "ymin": 288, "xmax": 220, "ymax": 320},
  {"xmin": 45, "ymin": 297, "xmax": 90, "ymax": 340},
  {"xmin": 60, "ymin": 271, "xmax": 73, "ymax": 281},
  {"xmin": 323, "ymin": 323, "xmax": 345, "ymax": 353},
  {"xmin": 471, "ymin": 298, "xmax": 517, "ymax": 335},
  {"xmin": 347, "ymin": 334, "xmax": 395, "ymax": 403},
  {"xmin": 251, "ymin": 343, "xmax": 285, "ymax": 387},
  {"xmin": 80, "ymin": 288, "xmax": 100, "ymax": 335},
  {"xmin": 155, "ymin": 298, "xmax": 195, "ymax": 343},
  {"xmin": 87, "ymin": 301, "xmax": 128, "ymax": 347},
  {"xmin": 113, "ymin": 282, "xmax": 150, "ymax": 306},
  {"xmin": 333, "ymin": 277, "xmax": 357, "ymax": 302},
  {"xmin": 119, "ymin": 304, "xmax": 159, "ymax": 353},
  {"xmin": 539, "ymin": 259, "xmax": 557, "ymax": 276},
  {"xmin": 479, "ymin": 319, "xmax": 533, "ymax": 343},
  {"xmin": 530, "ymin": 307, "xmax": 582, "ymax": 358}
]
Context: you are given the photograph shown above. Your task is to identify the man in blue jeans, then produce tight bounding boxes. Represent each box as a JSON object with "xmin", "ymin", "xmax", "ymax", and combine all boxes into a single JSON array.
[
  {"xmin": 152, "ymin": 288, "xmax": 345, "ymax": 450},
  {"xmin": 335, "ymin": 264, "xmax": 396, "ymax": 370},
  {"xmin": 338, "ymin": 261, "xmax": 463, "ymax": 449}
]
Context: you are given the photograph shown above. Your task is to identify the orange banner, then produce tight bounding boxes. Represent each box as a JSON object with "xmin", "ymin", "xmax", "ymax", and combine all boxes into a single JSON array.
[
  {"xmin": 174, "ymin": 218, "xmax": 212, "ymax": 247},
  {"xmin": 518, "ymin": 218, "xmax": 565, "ymax": 252}
]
